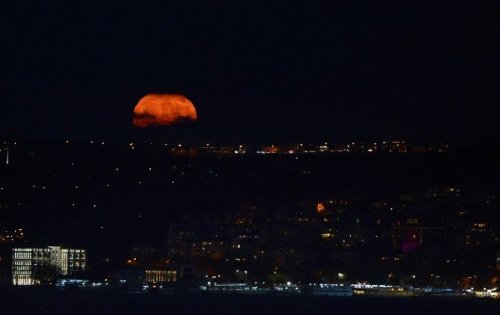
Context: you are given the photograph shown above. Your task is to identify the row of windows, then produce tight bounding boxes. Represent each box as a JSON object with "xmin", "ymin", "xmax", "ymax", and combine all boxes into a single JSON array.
[
  {"xmin": 13, "ymin": 253, "xmax": 86, "ymax": 260},
  {"xmin": 13, "ymin": 249, "xmax": 32, "ymax": 252},
  {"xmin": 13, "ymin": 252, "xmax": 42, "ymax": 259},
  {"xmin": 13, "ymin": 260, "xmax": 86, "ymax": 270},
  {"xmin": 13, "ymin": 260, "xmax": 37, "ymax": 265},
  {"xmin": 13, "ymin": 257, "xmax": 84, "ymax": 263},
  {"xmin": 62, "ymin": 253, "xmax": 86, "ymax": 260},
  {"xmin": 68, "ymin": 261, "xmax": 85, "ymax": 268},
  {"xmin": 14, "ymin": 248, "xmax": 84, "ymax": 255},
  {"xmin": 64, "ymin": 249, "xmax": 84, "ymax": 253},
  {"xmin": 12, "ymin": 266, "xmax": 32, "ymax": 273},
  {"xmin": 12, "ymin": 275, "xmax": 36, "ymax": 286},
  {"xmin": 69, "ymin": 253, "xmax": 85, "ymax": 259},
  {"xmin": 145, "ymin": 270, "xmax": 176, "ymax": 283}
]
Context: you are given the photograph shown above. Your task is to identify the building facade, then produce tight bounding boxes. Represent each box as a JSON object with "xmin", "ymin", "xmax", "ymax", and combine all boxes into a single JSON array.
[
  {"xmin": 12, "ymin": 246, "xmax": 86, "ymax": 285},
  {"xmin": 145, "ymin": 269, "xmax": 177, "ymax": 284}
]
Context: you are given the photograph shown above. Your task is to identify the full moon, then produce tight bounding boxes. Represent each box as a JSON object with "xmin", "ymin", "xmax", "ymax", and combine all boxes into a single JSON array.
[{"xmin": 132, "ymin": 94, "xmax": 197, "ymax": 127}]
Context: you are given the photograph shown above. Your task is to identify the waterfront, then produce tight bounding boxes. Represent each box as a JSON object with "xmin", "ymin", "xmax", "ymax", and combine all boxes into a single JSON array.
[{"xmin": 0, "ymin": 288, "xmax": 498, "ymax": 315}]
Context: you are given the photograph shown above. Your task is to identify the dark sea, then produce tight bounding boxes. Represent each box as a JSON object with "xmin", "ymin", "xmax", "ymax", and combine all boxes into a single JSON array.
[{"xmin": 0, "ymin": 289, "xmax": 498, "ymax": 315}]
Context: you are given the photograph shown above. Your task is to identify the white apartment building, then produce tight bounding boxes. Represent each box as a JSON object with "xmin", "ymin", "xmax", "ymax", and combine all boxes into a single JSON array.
[{"xmin": 12, "ymin": 246, "xmax": 86, "ymax": 285}]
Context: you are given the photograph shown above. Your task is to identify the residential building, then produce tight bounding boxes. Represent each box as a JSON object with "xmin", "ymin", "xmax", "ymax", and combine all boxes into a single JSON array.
[{"xmin": 12, "ymin": 246, "xmax": 86, "ymax": 285}]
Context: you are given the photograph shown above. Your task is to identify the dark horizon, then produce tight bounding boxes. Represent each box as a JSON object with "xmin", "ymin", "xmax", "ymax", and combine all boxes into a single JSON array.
[{"xmin": 0, "ymin": 132, "xmax": 489, "ymax": 149}]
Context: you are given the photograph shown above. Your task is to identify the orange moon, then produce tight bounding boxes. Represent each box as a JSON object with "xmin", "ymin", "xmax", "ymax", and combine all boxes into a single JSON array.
[{"xmin": 132, "ymin": 94, "xmax": 197, "ymax": 127}]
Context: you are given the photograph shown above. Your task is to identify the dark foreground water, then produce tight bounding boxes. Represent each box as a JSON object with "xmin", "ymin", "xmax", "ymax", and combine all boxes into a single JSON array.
[{"xmin": 0, "ymin": 289, "xmax": 498, "ymax": 315}]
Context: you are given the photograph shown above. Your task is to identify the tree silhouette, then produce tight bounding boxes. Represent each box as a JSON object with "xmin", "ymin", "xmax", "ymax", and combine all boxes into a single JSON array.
[{"xmin": 32, "ymin": 263, "xmax": 60, "ymax": 285}]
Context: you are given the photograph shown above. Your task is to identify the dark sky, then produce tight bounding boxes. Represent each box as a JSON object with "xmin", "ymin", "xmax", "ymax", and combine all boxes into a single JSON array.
[{"xmin": 1, "ymin": 0, "xmax": 498, "ymax": 144}]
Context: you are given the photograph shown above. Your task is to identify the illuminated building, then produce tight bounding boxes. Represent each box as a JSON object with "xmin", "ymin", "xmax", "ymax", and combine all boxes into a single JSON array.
[
  {"xmin": 12, "ymin": 246, "xmax": 86, "ymax": 285},
  {"xmin": 391, "ymin": 226, "xmax": 445, "ymax": 253},
  {"xmin": 0, "ymin": 228, "xmax": 26, "ymax": 243},
  {"xmin": 145, "ymin": 269, "xmax": 177, "ymax": 284},
  {"xmin": 380, "ymin": 140, "xmax": 407, "ymax": 153}
]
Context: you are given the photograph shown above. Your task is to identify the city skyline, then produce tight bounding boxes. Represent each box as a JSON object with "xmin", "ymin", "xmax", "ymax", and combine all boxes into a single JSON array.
[{"xmin": 1, "ymin": 1, "xmax": 499, "ymax": 311}]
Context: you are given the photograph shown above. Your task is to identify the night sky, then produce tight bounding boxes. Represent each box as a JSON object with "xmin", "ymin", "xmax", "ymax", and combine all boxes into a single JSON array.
[{"xmin": 1, "ymin": 1, "xmax": 498, "ymax": 144}]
